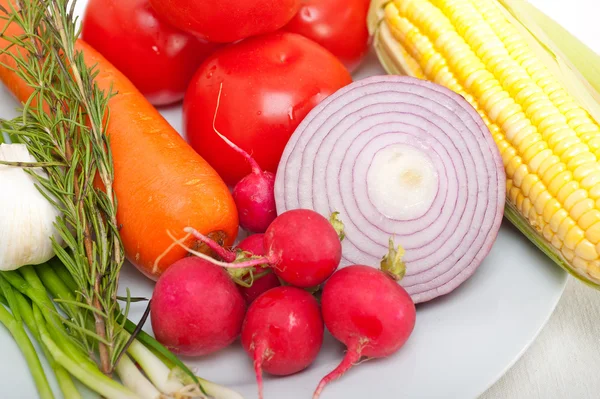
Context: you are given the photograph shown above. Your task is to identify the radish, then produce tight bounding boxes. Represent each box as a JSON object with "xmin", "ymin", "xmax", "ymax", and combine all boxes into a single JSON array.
[
  {"xmin": 313, "ymin": 242, "xmax": 416, "ymax": 398},
  {"xmin": 236, "ymin": 232, "xmax": 266, "ymax": 255},
  {"xmin": 236, "ymin": 234, "xmax": 281, "ymax": 304},
  {"xmin": 213, "ymin": 84, "xmax": 276, "ymax": 233},
  {"xmin": 183, "ymin": 208, "xmax": 343, "ymax": 288},
  {"xmin": 172, "ymin": 231, "xmax": 281, "ymax": 303},
  {"xmin": 150, "ymin": 257, "xmax": 246, "ymax": 356},
  {"xmin": 241, "ymin": 286, "xmax": 324, "ymax": 399}
]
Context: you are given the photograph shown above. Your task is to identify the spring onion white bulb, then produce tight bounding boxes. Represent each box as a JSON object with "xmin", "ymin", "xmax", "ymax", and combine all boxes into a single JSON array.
[{"xmin": 0, "ymin": 143, "xmax": 63, "ymax": 270}]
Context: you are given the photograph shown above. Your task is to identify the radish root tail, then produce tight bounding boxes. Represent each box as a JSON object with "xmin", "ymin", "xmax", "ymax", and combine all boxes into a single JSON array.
[
  {"xmin": 313, "ymin": 345, "xmax": 363, "ymax": 399},
  {"xmin": 154, "ymin": 232, "xmax": 192, "ymax": 274},
  {"xmin": 253, "ymin": 343, "xmax": 268, "ymax": 399}
]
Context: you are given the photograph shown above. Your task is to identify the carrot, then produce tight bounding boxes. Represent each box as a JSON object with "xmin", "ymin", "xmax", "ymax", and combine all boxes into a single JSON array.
[{"xmin": 0, "ymin": 0, "xmax": 239, "ymax": 279}]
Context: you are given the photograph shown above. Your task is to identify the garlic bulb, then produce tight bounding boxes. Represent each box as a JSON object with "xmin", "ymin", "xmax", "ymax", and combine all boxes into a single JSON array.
[{"xmin": 0, "ymin": 143, "xmax": 63, "ymax": 270}]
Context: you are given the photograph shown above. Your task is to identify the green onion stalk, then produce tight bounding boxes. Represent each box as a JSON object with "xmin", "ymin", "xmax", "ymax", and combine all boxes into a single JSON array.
[{"xmin": 0, "ymin": 0, "xmax": 243, "ymax": 398}]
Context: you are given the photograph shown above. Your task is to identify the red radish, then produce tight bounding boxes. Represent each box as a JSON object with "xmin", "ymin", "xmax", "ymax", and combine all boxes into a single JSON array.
[
  {"xmin": 213, "ymin": 84, "xmax": 276, "ymax": 233},
  {"xmin": 150, "ymin": 257, "xmax": 246, "ymax": 356},
  {"xmin": 241, "ymin": 286, "xmax": 324, "ymax": 399},
  {"xmin": 236, "ymin": 234, "xmax": 281, "ymax": 304},
  {"xmin": 312, "ymin": 246, "xmax": 416, "ymax": 399},
  {"xmin": 178, "ymin": 232, "xmax": 281, "ymax": 303},
  {"xmin": 236, "ymin": 233, "xmax": 265, "ymax": 255},
  {"xmin": 261, "ymin": 209, "xmax": 342, "ymax": 287},
  {"xmin": 174, "ymin": 231, "xmax": 280, "ymax": 302},
  {"xmin": 183, "ymin": 208, "xmax": 342, "ymax": 288},
  {"xmin": 239, "ymin": 271, "xmax": 281, "ymax": 305}
]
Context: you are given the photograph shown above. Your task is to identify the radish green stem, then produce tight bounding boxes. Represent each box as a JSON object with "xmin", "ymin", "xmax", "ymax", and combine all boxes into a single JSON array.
[
  {"xmin": 115, "ymin": 354, "xmax": 160, "ymax": 399},
  {"xmin": 380, "ymin": 239, "xmax": 407, "ymax": 281},
  {"xmin": 213, "ymin": 83, "xmax": 262, "ymax": 175},
  {"xmin": 184, "ymin": 227, "xmax": 236, "ymax": 262},
  {"xmin": 329, "ymin": 212, "xmax": 346, "ymax": 242},
  {"xmin": 0, "ymin": 300, "xmax": 55, "ymax": 399}
]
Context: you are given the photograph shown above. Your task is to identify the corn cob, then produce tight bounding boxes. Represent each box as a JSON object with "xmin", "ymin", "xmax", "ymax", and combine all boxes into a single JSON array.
[{"xmin": 368, "ymin": 0, "xmax": 600, "ymax": 287}]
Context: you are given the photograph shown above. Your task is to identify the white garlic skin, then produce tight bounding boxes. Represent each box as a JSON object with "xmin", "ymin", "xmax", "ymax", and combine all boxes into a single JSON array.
[{"xmin": 0, "ymin": 143, "xmax": 64, "ymax": 270}]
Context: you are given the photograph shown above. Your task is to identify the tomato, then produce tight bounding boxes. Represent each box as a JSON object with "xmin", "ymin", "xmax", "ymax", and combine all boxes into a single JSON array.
[
  {"xmin": 149, "ymin": 0, "xmax": 302, "ymax": 43},
  {"xmin": 184, "ymin": 32, "xmax": 352, "ymax": 186},
  {"xmin": 81, "ymin": 0, "xmax": 218, "ymax": 106},
  {"xmin": 284, "ymin": 0, "xmax": 371, "ymax": 72}
]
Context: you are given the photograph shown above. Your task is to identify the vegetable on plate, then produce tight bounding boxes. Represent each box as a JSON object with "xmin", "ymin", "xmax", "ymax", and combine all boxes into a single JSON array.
[
  {"xmin": 313, "ymin": 245, "xmax": 416, "ymax": 399},
  {"xmin": 0, "ymin": 144, "xmax": 63, "ymax": 270},
  {"xmin": 235, "ymin": 234, "xmax": 282, "ymax": 304},
  {"xmin": 368, "ymin": 0, "xmax": 600, "ymax": 288},
  {"xmin": 184, "ymin": 208, "xmax": 343, "ymax": 288},
  {"xmin": 0, "ymin": 0, "xmax": 239, "ymax": 281},
  {"xmin": 241, "ymin": 286, "xmax": 324, "ymax": 399},
  {"xmin": 275, "ymin": 75, "xmax": 506, "ymax": 303},
  {"xmin": 284, "ymin": 0, "xmax": 371, "ymax": 72},
  {"xmin": 0, "ymin": 1, "xmax": 240, "ymax": 398},
  {"xmin": 81, "ymin": 0, "xmax": 219, "ymax": 106},
  {"xmin": 213, "ymin": 85, "xmax": 277, "ymax": 233},
  {"xmin": 149, "ymin": 0, "xmax": 301, "ymax": 43},
  {"xmin": 184, "ymin": 31, "xmax": 353, "ymax": 186},
  {"xmin": 151, "ymin": 257, "xmax": 247, "ymax": 356}
]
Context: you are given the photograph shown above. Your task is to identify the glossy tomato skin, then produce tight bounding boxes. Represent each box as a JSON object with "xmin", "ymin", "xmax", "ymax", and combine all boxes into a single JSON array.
[
  {"xmin": 184, "ymin": 32, "xmax": 352, "ymax": 186},
  {"xmin": 149, "ymin": 0, "xmax": 302, "ymax": 43},
  {"xmin": 81, "ymin": 0, "xmax": 218, "ymax": 106},
  {"xmin": 284, "ymin": 0, "xmax": 371, "ymax": 72}
]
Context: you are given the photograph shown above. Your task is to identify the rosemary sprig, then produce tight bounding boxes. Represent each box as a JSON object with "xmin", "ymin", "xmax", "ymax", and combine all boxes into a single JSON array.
[{"xmin": 0, "ymin": 0, "xmax": 127, "ymax": 374}]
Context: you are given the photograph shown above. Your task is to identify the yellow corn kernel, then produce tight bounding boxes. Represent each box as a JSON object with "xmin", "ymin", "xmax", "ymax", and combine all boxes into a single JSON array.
[{"xmin": 378, "ymin": 0, "xmax": 600, "ymax": 285}]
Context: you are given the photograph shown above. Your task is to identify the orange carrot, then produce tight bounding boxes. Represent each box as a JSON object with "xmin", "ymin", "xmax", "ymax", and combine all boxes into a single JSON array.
[{"xmin": 0, "ymin": 0, "xmax": 239, "ymax": 279}]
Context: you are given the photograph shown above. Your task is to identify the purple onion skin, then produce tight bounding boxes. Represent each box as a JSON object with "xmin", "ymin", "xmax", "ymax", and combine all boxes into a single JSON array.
[{"xmin": 234, "ymin": 171, "xmax": 277, "ymax": 233}]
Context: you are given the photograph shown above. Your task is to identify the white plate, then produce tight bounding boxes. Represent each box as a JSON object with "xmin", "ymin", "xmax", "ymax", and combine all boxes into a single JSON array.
[{"xmin": 6, "ymin": 0, "xmax": 600, "ymax": 397}]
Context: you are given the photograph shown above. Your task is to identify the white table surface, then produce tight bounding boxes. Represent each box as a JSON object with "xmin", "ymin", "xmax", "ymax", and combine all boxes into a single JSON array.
[
  {"xmin": 479, "ymin": 2, "xmax": 600, "ymax": 398},
  {"xmin": 481, "ymin": 277, "xmax": 600, "ymax": 399}
]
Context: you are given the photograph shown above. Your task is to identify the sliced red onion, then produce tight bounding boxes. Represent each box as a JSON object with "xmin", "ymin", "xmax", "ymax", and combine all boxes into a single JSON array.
[{"xmin": 274, "ymin": 76, "xmax": 506, "ymax": 303}]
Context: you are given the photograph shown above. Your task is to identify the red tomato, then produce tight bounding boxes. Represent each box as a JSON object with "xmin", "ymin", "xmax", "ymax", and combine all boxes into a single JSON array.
[
  {"xmin": 285, "ymin": 0, "xmax": 371, "ymax": 72},
  {"xmin": 149, "ymin": 0, "xmax": 302, "ymax": 43},
  {"xmin": 81, "ymin": 0, "xmax": 218, "ymax": 106},
  {"xmin": 184, "ymin": 32, "xmax": 352, "ymax": 186}
]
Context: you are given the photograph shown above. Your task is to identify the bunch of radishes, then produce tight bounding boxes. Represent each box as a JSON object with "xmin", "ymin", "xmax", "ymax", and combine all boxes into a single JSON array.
[{"xmin": 150, "ymin": 119, "xmax": 417, "ymax": 398}]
